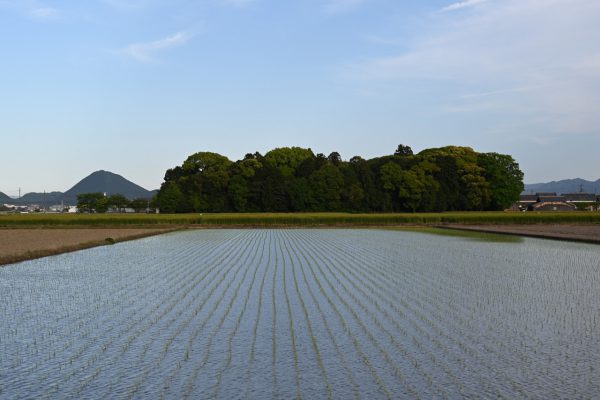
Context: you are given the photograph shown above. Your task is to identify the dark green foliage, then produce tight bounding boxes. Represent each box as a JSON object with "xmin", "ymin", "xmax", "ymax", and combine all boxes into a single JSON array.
[
  {"xmin": 156, "ymin": 145, "xmax": 524, "ymax": 213},
  {"xmin": 129, "ymin": 198, "xmax": 149, "ymax": 213},
  {"xmin": 108, "ymin": 194, "xmax": 129, "ymax": 212},
  {"xmin": 77, "ymin": 193, "xmax": 106, "ymax": 213},
  {"xmin": 394, "ymin": 144, "xmax": 414, "ymax": 156}
]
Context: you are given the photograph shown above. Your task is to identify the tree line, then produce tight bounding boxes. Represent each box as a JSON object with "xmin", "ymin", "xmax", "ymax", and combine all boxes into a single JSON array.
[
  {"xmin": 77, "ymin": 193, "xmax": 151, "ymax": 213},
  {"xmin": 154, "ymin": 145, "xmax": 524, "ymax": 213}
]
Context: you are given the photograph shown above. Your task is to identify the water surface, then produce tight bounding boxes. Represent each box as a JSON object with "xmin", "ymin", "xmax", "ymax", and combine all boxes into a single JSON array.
[{"xmin": 1, "ymin": 229, "xmax": 598, "ymax": 399}]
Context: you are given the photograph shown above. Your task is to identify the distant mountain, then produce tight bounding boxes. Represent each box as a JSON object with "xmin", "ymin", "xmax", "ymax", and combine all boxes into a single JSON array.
[
  {"xmin": 524, "ymin": 178, "xmax": 600, "ymax": 195},
  {"xmin": 62, "ymin": 170, "xmax": 155, "ymax": 204},
  {"xmin": 9, "ymin": 170, "xmax": 156, "ymax": 206},
  {"xmin": 15, "ymin": 191, "xmax": 63, "ymax": 204},
  {"xmin": 0, "ymin": 191, "xmax": 12, "ymax": 203}
]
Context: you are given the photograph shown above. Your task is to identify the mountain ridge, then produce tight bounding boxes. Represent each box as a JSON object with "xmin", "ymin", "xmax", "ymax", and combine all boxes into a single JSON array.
[
  {"xmin": 0, "ymin": 191, "xmax": 12, "ymax": 203},
  {"xmin": 524, "ymin": 178, "xmax": 600, "ymax": 195},
  {"xmin": 62, "ymin": 170, "xmax": 155, "ymax": 204},
  {"xmin": 3, "ymin": 171, "xmax": 156, "ymax": 205}
]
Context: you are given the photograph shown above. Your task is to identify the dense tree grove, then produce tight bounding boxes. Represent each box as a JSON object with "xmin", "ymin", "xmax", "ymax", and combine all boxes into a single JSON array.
[{"xmin": 156, "ymin": 146, "xmax": 524, "ymax": 213}]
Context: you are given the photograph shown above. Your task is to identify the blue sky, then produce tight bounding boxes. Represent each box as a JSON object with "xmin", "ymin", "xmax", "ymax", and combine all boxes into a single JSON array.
[{"xmin": 1, "ymin": 0, "xmax": 599, "ymax": 195}]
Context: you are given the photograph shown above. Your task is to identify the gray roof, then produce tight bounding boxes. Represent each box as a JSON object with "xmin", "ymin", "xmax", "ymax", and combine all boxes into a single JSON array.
[
  {"xmin": 519, "ymin": 194, "xmax": 537, "ymax": 202},
  {"xmin": 538, "ymin": 196, "xmax": 566, "ymax": 202},
  {"xmin": 563, "ymin": 193, "xmax": 597, "ymax": 202}
]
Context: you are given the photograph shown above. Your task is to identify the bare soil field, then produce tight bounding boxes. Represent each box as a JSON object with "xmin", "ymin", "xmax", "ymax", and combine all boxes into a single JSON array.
[
  {"xmin": 0, "ymin": 228, "xmax": 174, "ymax": 266},
  {"xmin": 443, "ymin": 224, "xmax": 600, "ymax": 244}
]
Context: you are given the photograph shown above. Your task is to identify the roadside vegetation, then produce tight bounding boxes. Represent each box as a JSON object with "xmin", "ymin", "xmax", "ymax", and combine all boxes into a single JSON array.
[{"xmin": 1, "ymin": 211, "xmax": 600, "ymax": 227}]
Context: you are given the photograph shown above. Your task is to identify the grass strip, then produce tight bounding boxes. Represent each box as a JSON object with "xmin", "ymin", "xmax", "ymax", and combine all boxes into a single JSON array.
[{"xmin": 2, "ymin": 211, "xmax": 600, "ymax": 227}]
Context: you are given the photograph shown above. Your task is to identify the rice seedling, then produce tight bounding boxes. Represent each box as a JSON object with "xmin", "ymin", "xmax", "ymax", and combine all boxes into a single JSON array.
[{"xmin": 1, "ymin": 229, "xmax": 598, "ymax": 398}]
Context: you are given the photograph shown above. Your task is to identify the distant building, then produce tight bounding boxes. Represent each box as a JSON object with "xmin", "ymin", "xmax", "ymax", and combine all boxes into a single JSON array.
[
  {"xmin": 563, "ymin": 193, "xmax": 597, "ymax": 203},
  {"xmin": 537, "ymin": 195, "xmax": 566, "ymax": 203},
  {"xmin": 516, "ymin": 191, "xmax": 597, "ymax": 212},
  {"xmin": 530, "ymin": 202, "xmax": 576, "ymax": 212},
  {"xmin": 512, "ymin": 192, "xmax": 600, "ymax": 211}
]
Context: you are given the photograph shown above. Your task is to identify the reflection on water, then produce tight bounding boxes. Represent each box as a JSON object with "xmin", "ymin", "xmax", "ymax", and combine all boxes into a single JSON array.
[
  {"xmin": 0, "ymin": 229, "xmax": 598, "ymax": 399},
  {"xmin": 390, "ymin": 226, "xmax": 524, "ymax": 243}
]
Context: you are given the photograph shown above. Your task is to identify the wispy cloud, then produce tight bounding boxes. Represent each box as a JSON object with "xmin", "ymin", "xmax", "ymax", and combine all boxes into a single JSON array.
[
  {"xmin": 30, "ymin": 6, "xmax": 59, "ymax": 19},
  {"xmin": 0, "ymin": 1, "xmax": 61, "ymax": 20},
  {"xmin": 122, "ymin": 32, "xmax": 192, "ymax": 62},
  {"xmin": 324, "ymin": 0, "xmax": 367, "ymax": 14},
  {"xmin": 440, "ymin": 0, "xmax": 488, "ymax": 12},
  {"xmin": 458, "ymin": 85, "xmax": 547, "ymax": 99},
  {"xmin": 344, "ymin": 0, "xmax": 600, "ymax": 136}
]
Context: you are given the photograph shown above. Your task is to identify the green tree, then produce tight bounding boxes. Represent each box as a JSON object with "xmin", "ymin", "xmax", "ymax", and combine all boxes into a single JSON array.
[
  {"xmin": 156, "ymin": 181, "xmax": 184, "ymax": 213},
  {"xmin": 129, "ymin": 198, "xmax": 149, "ymax": 213},
  {"xmin": 157, "ymin": 146, "xmax": 523, "ymax": 213},
  {"xmin": 477, "ymin": 152, "xmax": 524, "ymax": 210},
  {"xmin": 77, "ymin": 192, "xmax": 105, "ymax": 213},
  {"xmin": 380, "ymin": 162, "xmax": 425, "ymax": 212},
  {"xmin": 394, "ymin": 144, "xmax": 413, "ymax": 156},
  {"xmin": 228, "ymin": 175, "xmax": 249, "ymax": 212},
  {"xmin": 108, "ymin": 194, "xmax": 129, "ymax": 212},
  {"xmin": 310, "ymin": 163, "xmax": 345, "ymax": 211},
  {"xmin": 264, "ymin": 147, "xmax": 314, "ymax": 177},
  {"xmin": 95, "ymin": 197, "xmax": 109, "ymax": 213}
]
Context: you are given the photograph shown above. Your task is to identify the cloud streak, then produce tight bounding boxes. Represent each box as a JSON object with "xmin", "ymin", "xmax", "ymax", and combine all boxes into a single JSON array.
[
  {"xmin": 30, "ymin": 7, "xmax": 59, "ymax": 19},
  {"xmin": 0, "ymin": 1, "xmax": 61, "ymax": 20},
  {"xmin": 440, "ymin": 0, "xmax": 487, "ymax": 12},
  {"xmin": 122, "ymin": 32, "xmax": 192, "ymax": 62},
  {"xmin": 344, "ymin": 0, "xmax": 600, "ymax": 137}
]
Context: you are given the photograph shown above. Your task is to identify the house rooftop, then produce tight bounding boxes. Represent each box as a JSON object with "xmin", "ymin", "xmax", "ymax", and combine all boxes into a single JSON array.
[{"xmin": 563, "ymin": 193, "xmax": 597, "ymax": 202}]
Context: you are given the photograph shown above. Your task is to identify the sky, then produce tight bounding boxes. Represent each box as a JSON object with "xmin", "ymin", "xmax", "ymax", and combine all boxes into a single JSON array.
[{"xmin": 1, "ymin": 0, "xmax": 599, "ymax": 195}]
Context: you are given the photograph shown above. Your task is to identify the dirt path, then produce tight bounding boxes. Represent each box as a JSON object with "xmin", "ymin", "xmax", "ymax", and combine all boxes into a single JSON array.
[
  {"xmin": 442, "ymin": 224, "xmax": 600, "ymax": 244},
  {"xmin": 0, "ymin": 228, "xmax": 175, "ymax": 266}
]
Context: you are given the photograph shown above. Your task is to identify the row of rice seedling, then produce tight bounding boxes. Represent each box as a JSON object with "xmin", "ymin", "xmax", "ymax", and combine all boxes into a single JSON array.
[
  {"xmin": 207, "ymin": 232, "xmax": 267, "ymax": 399},
  {"xmin": 2, "ymin": 228, "xmax": 598, "ymax": 398},
  {"xmin": 287, "ymin": 234, "xmax": 394, "ymax": 399},
  {"xmin": 53, "ymin": 231, "xmax": 246, "ymax": 397},
  {"xmin": 157, "ymin": 231, "xmax": 262, "ymax": 399},
  {"xmin": 305, "ymin": 229, "xmax": 593, "ymax": 397},
  {"xmin": 366, "ymin": 236, "xmax": 571, "ymax": 395},
  {"xmin": 1, "ymin": 243, "xmax": 188, "ymax": 393},
  {"xmin": 155, "ymin": 236, "xmax": 259, "ymax": 398},
  {"xmin": 282, "ymin": 233, "xmax": 362, "ymax": 400},
  {"xmin": 177, "ymin": 232, "xmax": 263, "ymax": 399},
  {"xmin": 337, "ymin": 229, "xmax": 599, "ymax": 397},
  {"xmin": 277, "ymin": 234, "xmax": 303, "ymax": 400},
  {"xmin": 290, "ymin": 231, "xmax": 414, "ymax": 398},
  {"xmin": 292, "ymin": 230, "xmax": 445, "ymax": 399},
  {"xmin": 280, "ymin": 236, "xmax": 333, "ymax": 400},
  {"xmin": 330, "ymin": 230, "xmax": 537, "ymax": 396},
  {"xmin": 316, "ymin": 231, "xmax": 506, "ymax": 397},
  {"xmin": 61, "ymin": 231, "xmax": 244, "ymax": 397},
  {"xmin": 113, "ymin": 231, "xmax": 261, "ymax": 397},
  {"xmin": 304, "ymin": 231, "xmax": 464, "ymax": 398}
]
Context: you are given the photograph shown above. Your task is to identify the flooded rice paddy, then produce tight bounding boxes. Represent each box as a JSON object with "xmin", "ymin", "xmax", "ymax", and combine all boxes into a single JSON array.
[{"xmin": 1, "ymin": 229, "xmax": 599, "ymax": 399}]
